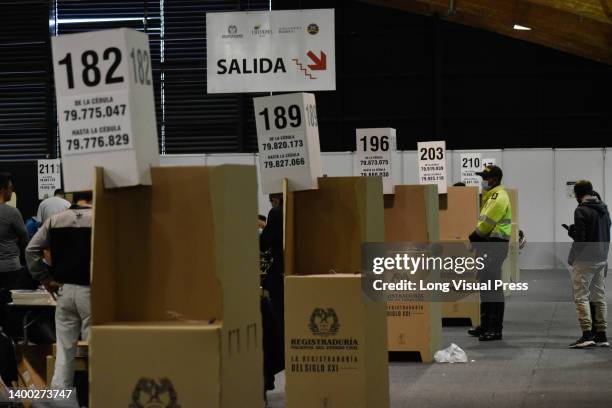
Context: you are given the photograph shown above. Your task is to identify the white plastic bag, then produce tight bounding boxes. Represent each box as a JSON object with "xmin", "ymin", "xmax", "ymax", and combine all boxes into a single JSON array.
[{"xmin": 434, "ymin": 343, "xmax": 468, "ymax": 363}]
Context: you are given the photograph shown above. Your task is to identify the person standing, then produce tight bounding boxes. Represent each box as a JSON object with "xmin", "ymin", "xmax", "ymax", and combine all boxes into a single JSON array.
[
  {"xmin": 260, "ymin": 193, "xmax": 284, "ymax": 393},
  {"xmin": 0, "ymin": 173, "xmax": 29, "ymax": 331},
  {"xmin": 468, "ymin": 165, "xmax": 512, "ymax": 341},
  {"xmin": 26, "ymin": 191, "xmax": 92, "ymax": 388},
  {"xmin": 567, "ymin": 181, "xmax": 610, "ymax": 348},
  {"xmin": 37, "ymin": 189, "xmax": 71, "ymax": 225}
]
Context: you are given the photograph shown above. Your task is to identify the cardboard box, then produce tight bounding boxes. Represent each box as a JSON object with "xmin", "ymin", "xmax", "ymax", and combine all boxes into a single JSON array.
[
  {"xmin": 17, "ymin": 345, "xmax": 51, "ymax": 390},
  {"xmin": 52, "ymin": 341, "xmax": 88, "ymax": 358},
  {"xmin": 384, "ymin": 185, "xmax": 441, "ymax": 361},
  {"xmin": 284, "ymin": 177, "xmax": 389, "ymax": 407},
  {"xmin": 440, "ymin": 186, "xmax": 480, "ymax": 326},
  {"xmin": 285, "ymin": 275, "xmax": 389, "ymax": 408},
  {"xmin": 285, "ymin": 177, "xmax": 384, "ymax": 276},
  {"xmin": 90, "ymin": 165, "xmax": 263, "ymax": 408},
  {"xmin": 46, "ymin": 355, "xmax": 87, "ymax": 386}
]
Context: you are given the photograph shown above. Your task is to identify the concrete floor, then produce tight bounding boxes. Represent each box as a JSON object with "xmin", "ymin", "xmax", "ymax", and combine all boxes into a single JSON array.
[{"xmin": 267, "ymin": 288, "xmax": 612, "ymax": 407}]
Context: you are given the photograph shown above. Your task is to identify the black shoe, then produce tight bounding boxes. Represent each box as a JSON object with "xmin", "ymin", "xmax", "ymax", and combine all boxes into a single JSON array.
[
  {"xmin": 594, "ymin": 332, "xmax": 610, "ymax": 347},
  {"xmin": 569, "ymin": 332, "xmax": 595, "ymax": 348},
  {"xmin": 468, "ymin": 326, "xmax": 484, "ymax": 337},
  {"xmin": 479, "ymin": 331, "xmax": 502, "ymax": 341}
]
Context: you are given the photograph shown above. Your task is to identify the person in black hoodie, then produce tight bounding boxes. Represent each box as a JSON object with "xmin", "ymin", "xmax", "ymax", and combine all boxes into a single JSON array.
[
  {"xmin": 260, "ymin": 193, "xmax": 284, "ymax": 393},
  {"xmin": 567, "ymin": 181, "xmax": 610, "ymax": 348}
]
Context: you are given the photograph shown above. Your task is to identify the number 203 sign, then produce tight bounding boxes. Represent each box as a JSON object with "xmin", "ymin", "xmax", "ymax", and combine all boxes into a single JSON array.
[
  {"xmin": 52, "ymin": 28, "xmax": 159, "ymax": 191},
  {"xmin": 417, "ymin": 140, "xmax": 447, "ymax": 194}
]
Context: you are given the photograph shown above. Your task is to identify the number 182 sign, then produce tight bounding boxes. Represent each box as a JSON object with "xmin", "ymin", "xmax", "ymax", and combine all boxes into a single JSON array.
[
  {"xmin": 417, "ymin": 140, "xmax": 447, "ymax": 194},
  {"xmin": 52, "ymin": 28, "xmax": 159, "ymax": 191}
]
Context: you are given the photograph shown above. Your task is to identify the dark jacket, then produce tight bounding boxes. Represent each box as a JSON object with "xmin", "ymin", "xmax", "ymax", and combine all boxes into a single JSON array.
[
  {"xmin": 568, "ymin": 198, "xmax": 611, "ymax": 265},
  {"xmin": 260, "ymin": 205, "xmax": 284, "ymax": 276},
  {"xmin": 26, "ymin": 205, "xmax": 92, "ymax": 286}
]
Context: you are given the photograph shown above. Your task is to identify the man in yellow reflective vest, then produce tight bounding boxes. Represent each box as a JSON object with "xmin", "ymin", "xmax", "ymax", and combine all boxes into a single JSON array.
[{"xmin": 468, "ymin": 165, "xmax": 512, "ymax": 341}]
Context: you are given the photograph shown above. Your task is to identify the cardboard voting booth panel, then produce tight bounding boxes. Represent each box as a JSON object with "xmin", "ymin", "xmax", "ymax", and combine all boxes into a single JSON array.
[
  {"xmin": 284, "ymin": 177, "xmax": 389, "ymax": 408},
  {"xmin": 439, "ymin": 186, "xmax": 480, "ymax": 326},
  {"xmin": 502, "ymin": 189, "xmax": 520, "ymax": 286},
  {"xmin": 91, "ymin": 165, "xmax": 263, "ymax": 408},
  {"xmin": 383, "ymin": 185, "xmax": 441, "ymax": 361}
]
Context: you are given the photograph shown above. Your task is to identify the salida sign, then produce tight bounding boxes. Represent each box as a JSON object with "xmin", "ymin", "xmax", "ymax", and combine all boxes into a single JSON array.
[{"xmin": 206, "ymin": 9, "xmax": 335, "ymax": 93}]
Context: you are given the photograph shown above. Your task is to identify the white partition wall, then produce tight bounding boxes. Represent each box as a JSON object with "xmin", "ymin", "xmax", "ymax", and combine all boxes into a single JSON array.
[
  {"xmin": 159, "ymin": 154, "xmax": 206, "ymax": 166},
  {"xmin": 322, "ymin": 152, "xmax": 353, "ymax": 177},
  {"xmin": 402, "ymin": 151, "xmax": 419, "ymax": 184},
  {"xmin": 205, "ymin": 153, "xmax": 255, "ymax": 166},
  {"xmin": 554, "ymin": 149, "xmax": 605, "ymax": 243},
  {"xmin": 604, "ymin": 148, "xmax": 612, "ymax": 203},
  {"xmin": 554, "ymin": 148, "xmax": 605, "ymax": 268},
  {"xmin": 503, "ymin": 149, "xmax": 555, "ymax": 269},
  {"xmin": 161, "ymin": 148, "xmax": 610, "ymax": 270}
]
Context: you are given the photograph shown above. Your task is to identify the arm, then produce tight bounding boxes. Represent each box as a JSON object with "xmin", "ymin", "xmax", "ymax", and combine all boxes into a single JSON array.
[
  {"xmin": 573, "ymin": 208, "xmax": 587, "ymax": 242},
  {"xmin": 473, "ymin": 198, "xmax": 508, "ymax": 238},
  {"xmin": 10, "ymin": 208, "xmax": 29, "ymax": 250},
  {"xmin": 25, "ymin": 220, "xmax": 52, "ymax": 283},
  {"xmin": 260, "ymin": 208, "xmax": 279, "ymax": 252}
]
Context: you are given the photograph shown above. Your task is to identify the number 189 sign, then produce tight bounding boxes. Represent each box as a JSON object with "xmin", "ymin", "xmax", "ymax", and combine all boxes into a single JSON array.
[
  {"xmin": 52, "ymin": 28, "xmax": 159, "ymax": 191},
  {"xmin": 254, "ymin": 92, "xmax": 322, "ymax": 194},
  {"xmin": 417, "ymin": 140, "xmax": 447, "ymax": 194}
]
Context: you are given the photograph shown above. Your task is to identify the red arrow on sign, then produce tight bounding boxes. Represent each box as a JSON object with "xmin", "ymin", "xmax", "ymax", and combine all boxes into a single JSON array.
[{"xmin": 307, "ymin": 51, "xmax": 327, "ymax": 70}]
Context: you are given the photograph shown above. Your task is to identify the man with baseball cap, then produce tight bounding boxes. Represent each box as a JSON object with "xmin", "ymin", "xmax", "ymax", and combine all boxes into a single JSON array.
[{"xmin": 467, "ymin": 165, "xmax": 513, "ymax": 341}]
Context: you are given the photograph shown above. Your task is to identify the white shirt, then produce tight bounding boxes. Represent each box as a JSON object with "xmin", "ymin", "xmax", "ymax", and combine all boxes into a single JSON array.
[{"xmin": 36, "ymin": 196, "xmax": 71, "ymax": 224}]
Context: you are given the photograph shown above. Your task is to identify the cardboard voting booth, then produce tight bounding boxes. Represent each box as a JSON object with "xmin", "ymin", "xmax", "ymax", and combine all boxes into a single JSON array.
[
  {"xmin": 90, "ymin": 165, "xmax": 263, "ymax": 408},
  {"xmin": 383, "ymin": 185, "xmax": 441, "ymax": 362},
  {"xmin": 284, "ymin": 177, "xmax": 390, "ymax": 408},
  {"xmin": 439, "ymin": 186, "xmax": 481, "ymax": 326},
  {"xmin": 502, "ymin": 189, "xmax": 520, "ymax": 286}
]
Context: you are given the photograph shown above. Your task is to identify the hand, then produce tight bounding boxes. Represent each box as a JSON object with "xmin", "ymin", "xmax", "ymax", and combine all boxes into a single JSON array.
[{"xmin": 42, "ymin": 279, "xmax": 61, "ymax": 300}]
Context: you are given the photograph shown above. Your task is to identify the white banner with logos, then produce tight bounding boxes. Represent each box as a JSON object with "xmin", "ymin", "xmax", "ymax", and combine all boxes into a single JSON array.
[
  {"xmin": 355, "ymin": 128, "xmax": 396, "ymax": 194},
  {"xmin": 37, "ymin": 159, "xmax": 62, "ymax": 200},
  {"xmin": 417, "ymin": 141, "xmax": 447, "ymax": 194},
  {"xmin": 460, "ymin": 152, "xmax": 482, "ymax": 188},
  {"xmin": 206, "ymin": 9, "xmax": 335, "ymax": 93}
]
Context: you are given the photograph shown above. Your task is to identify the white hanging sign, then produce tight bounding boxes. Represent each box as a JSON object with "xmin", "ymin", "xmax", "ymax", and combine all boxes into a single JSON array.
[
  {"xmin": 37, "ymin": 159, "xmax": 62, "ymax": 200},
  {"xmin": 254, "ymin": 92, "xmax": 322, "ymax": 193},
  {"xmin": 417, "ymin": 141, "xmax": 447, "ymax": 194},
  {"xmin": 355, "ymin": 128, "xmax": 396, "ymax": 194},
  {"xmin": 207, "ymin": 9, "xmax": 335, "ymax": 93}
]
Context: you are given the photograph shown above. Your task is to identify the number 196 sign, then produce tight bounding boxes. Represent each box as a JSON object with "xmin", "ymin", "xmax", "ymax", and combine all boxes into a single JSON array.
[
  {"xmin": 355, "ymin": 128, "xmax": 396, "ymax": 194},
  {"xmin": 254, "ymin": 92, "xmax": 322, "ymax": 194},
  {"xmin": 417, "ymin": 140, "xmax": 447, "ymax": 194}
]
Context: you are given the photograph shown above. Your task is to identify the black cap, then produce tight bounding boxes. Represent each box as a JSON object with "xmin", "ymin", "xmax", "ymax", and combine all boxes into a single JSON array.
[{"xmin": 476, "ymin": 165, "xmax": 503, "ymax": 180}]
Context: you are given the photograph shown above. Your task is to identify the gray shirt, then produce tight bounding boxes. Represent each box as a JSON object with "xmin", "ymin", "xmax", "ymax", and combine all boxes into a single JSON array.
[
  {"xmin": 37, "ymin": 196, "xmax": 71, "ymax": 224},
  {"xmin": 0, "ymin": 203, "xmax": 29, "ymax": 272}
]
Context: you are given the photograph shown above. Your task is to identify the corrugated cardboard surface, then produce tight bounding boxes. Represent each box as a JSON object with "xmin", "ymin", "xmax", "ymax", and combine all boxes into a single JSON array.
[
  {"xmin": 439, "ymin": 186, "xmax": 479, "ymax": 241},
  {"xmin": 439, "ymin": 187, "xmax": 480, "ymax": 325},
  {"xmin": 91, "ymin": 323, "xmax": 221, "ymax": 408},
  {"xmin": 285, "ymin": 275, "xmax": 389, "ymax": 408},
  {"xmin": 384, "ymin": 185, "xmax": 441, "ymax": 360},
  {"xmin": 91, "ymin": 165, "xmax": 263, "ymax": 408},
  {"xmin": 285, "ymin": 176, "xmax": 384, "ymax": 276}
]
